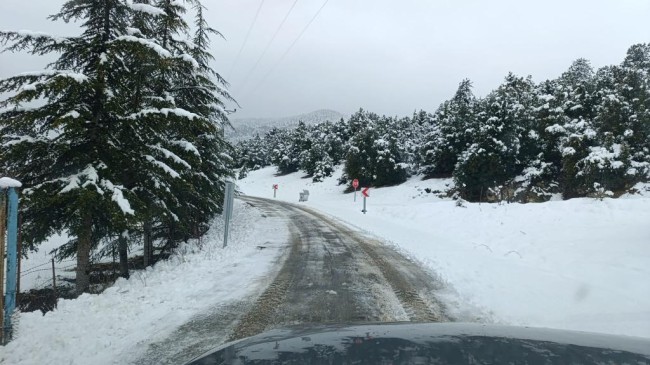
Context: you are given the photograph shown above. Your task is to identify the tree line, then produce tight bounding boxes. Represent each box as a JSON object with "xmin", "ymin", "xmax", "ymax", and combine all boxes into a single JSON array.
[
  {"xmin": 235, "ymin": 43, "xmax": 649, "ymax": 202},
  {"xmin": 0, "ymin": 0, "xmax": 233, "ymax": 294}
]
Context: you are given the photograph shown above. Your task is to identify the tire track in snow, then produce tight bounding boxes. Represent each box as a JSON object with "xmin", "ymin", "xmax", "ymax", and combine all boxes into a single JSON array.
[
  {"xmin": 230, "ymin": 196, "xmax": 450, "ymax": 342},
  {"xmin": 139, "ymin": 196, "xmax": 450, "ymax": 364}
]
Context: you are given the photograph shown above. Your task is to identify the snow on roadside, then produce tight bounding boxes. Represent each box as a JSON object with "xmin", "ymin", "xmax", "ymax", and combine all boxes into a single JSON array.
[
  {"xmin": 1, "ymin": 200, "xmax": 289, "ymax": 365},
  {"xmin": 238, "ymin": 166, "xmax": 650, "ymax": 339}
]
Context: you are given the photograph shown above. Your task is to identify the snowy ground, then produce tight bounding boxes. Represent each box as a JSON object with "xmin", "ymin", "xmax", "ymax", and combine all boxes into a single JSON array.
[
  {"xmin": 238, "ymin": 167, "xmax": 650, "ymax": 339},
  {"xmin": 1, "ymin": 201, "xmax": 289, "ymax": 365}
]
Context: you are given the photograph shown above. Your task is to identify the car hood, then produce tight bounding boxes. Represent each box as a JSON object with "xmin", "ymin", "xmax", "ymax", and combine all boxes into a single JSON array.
[{"xmin": 186, "ymin": 322, "xmax": 650, "ymax": 364}]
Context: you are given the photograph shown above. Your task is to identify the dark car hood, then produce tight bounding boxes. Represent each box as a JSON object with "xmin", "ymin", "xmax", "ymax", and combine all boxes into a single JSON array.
[{"xmin": 186, "ymin": 322, "xmax": 650, "ymax": 364}]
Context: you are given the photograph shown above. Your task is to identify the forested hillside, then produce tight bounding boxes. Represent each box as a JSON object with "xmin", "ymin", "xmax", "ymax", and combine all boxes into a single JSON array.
[
  {"xmin": 226, "ymin": 109, "xmax": 346, "ymax": 142},
  {"xmin": 235, "ymin": 44, "xmax": 650, "ymax": 202}
]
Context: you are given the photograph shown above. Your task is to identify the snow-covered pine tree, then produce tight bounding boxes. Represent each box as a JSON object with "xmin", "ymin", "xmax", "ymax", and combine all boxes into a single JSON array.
[
  {"xmin": 299, "ymin": 125, "xmax": 325, "ymax": 179},
  {"xmin": 410, "ymin": 110, "xmax": 433, "ymax": 174},
  {"xmin": 391, "ymin": 115, "xmax": 422, "ymax": 176},
  {"xmin": 120, "ymin": 0, "xmax": 234, "ymax": 259},
  {"xmin": 343, "ymin": 109, "xmax": 379, "ymax": 186},
  {"xmin": 582, "ymin": 44, "xmax": 650, "ymax": 195},
  {"xmin": 0, "ymin": 0, "xmax": 151, "ymax": 294},
  {"xmin": 422, "ymin": 79, "xmax": 476, "ymax": 177},
  {"xmin": 618, "ymin": 44, "xmax": 650, "ymax": 179},
  {"xmin": 270, "ymin": 127, "xmax": 300, "ymax": 175},
  {"xmin": 523, "ymin": 79, "xmax": 567, "ymax": 197},
  {"xmin": 324, "ymin": 118, "xmax": 350, "ymax": 164},
  {"xmin": 343, "ymin": 111, "xmax": 409, "ymax": 187},
  {"xmin": 373, "ymin": 117, "xmax": 409, "ymax": 186},
  {"xmin": 236, "ymin": 134, "xmax": 269, "ymax": 170},
  {"xmin": 555, "ymin": 59, "xmax": 598, "ymax": 198},
  {"xmin": 311, "ymin": 143, "xmax": 335, "ymax": 182},
  {"xmin": 0, "ymin": 0, "xmax": 233, "ymax": 291},
  {"xmin": 454, "ymin": 73, "xmax": 534, "ymax": 201}
]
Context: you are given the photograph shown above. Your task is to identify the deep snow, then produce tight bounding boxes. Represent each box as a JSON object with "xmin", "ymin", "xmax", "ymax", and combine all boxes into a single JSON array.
[
  {"xmin": 1, "ymin": 201, "xmax": 289, "ymax": 365},
  {"xmin": 238, "ymin": 166, "xmax": 650, "ymax": 339}
]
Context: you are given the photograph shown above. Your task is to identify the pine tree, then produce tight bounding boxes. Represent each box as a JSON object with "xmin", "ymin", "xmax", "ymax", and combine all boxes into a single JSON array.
[
  {"xmin": 120, "ymin": 0, "xmax": 234, "ymax": 260},
  {"xmin": 0, "ymin": 0, "xmax": 147, "ymax": 293},
  {"xmin": 524, "ymin": 79, "xmax": 566, "ymax": 195},
  {"xmin": 343, "ymin": 111, "xmax": 409, "ymax": 187},
  {"xmin": 582, "ymin": 44, "xmax": 650, "ymax": 194},
  {"xmin": 343, "ymin": 110, "xmax": 379, "ymax": 186},
  {"xmin": 0, "ymin": 0, "xmax": 233, "ymax": 292},
  {"xmin": 373, "ymin": 122, "xmax": 408, "ymax": 186},
  {"xmin": 556, "ymin": 59, "xmax": 598, "ymax": 198},
  {"xmin": 422, "ymin": 79, "xmax": 476, "ymax": 177},
  {"xmin": 454, "ymin": 74, "xmax": 534, "ymax": 201},
  {"xmin": 270, "ymin": 128, "xmax": 300, "ymax": 175}
]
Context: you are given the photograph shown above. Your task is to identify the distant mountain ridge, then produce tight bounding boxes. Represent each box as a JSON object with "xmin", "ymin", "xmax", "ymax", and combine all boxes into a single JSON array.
[{"xmin": 226, "ymin": 109, "xmax": 346, "ymax": 142}]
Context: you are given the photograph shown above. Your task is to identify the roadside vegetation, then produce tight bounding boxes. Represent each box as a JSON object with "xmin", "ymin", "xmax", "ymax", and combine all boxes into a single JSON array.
[{"xmin": 235, "ymin": 44, "xmax": 650, "ymax": 203}]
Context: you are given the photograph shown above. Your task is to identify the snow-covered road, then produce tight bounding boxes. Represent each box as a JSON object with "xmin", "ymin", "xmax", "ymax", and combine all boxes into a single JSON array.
[
  {"xmin": 227, "ymin": 196, "xmax": 449, "ymax": 342},
  {"xmin": 136, "ymin": 195, "xmax": 450, "ymax": 364},
  {"xmin": 238, "ymin": 167, "xmax": 650, "ymax": 339}
]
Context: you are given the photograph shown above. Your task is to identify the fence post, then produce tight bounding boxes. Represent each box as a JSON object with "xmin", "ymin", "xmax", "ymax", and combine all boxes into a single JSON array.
[
  {"xmin": 0, "ymin": 190, "xmax": 6, "ymax": 344},
  {"xmin": 4, "ymin": 187, "xmax": 19, "ymax": 342},
  {"xmin": 51, "ymin": 258, "xmax": 57, "ymax": 309}
]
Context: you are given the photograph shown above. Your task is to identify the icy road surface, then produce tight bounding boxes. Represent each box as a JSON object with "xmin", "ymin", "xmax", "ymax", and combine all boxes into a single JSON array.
[{"xmin": 139, "ymin": 196, "xmax": 450, "ymax": 364}]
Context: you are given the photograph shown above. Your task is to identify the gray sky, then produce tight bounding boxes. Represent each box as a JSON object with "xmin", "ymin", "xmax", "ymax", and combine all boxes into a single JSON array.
[{"xmin": 1, "ymin": 0, "xmax": 649, "ymax": 118}]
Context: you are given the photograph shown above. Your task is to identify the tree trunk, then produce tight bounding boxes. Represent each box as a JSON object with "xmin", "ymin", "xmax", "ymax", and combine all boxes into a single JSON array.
[
  {"xmin": 143, "ymin": 220, "xmax": 152, "ymax": 267},
  {"xmin": 75, "ymin": 211, "xmax": 93, "ymax": 295},
  {"xmin": 118, "ymin": 235, "xmax": 129, "ymax": 279}
]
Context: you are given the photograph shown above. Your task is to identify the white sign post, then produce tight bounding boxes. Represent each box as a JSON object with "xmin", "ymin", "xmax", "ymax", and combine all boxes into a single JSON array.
[{"xmin": 223, "ymin": 181, "xmax": 235, "ymax": 248}]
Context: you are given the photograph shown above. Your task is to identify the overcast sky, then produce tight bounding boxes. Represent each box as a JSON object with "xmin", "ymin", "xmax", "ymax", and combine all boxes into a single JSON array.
[{"xmin": 1, "ymin": 0, "xmax": 649, "ymax": 118}]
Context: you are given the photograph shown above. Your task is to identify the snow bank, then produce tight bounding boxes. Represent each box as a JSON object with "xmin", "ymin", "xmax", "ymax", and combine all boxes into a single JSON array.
[
  {"xmin": 1, "ymin": 201, "xmax": 289, "ymax": 364},
  {"xmin": 238, "ymin": 166, "xmax": 650, "ymax": 339}
]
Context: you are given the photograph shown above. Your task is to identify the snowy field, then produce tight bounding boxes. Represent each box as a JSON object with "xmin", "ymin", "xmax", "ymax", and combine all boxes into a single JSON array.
[
  {"xmin": 238, "ymin": 167, "xmax": 650, "ymax": 339},
  {"xmin": 1, "ymin": 201, "xmax": 289, "ymax": 365}
]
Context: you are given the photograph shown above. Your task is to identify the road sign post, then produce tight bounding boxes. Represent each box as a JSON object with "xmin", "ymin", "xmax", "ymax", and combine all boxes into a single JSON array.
[
  {"xmin": 361, "ymin": 187, "xmax": 369, "ymax": 214},
  {"xmin": 223, "ymin": 181, "xmax": 235, "ymax": 248},
  {"xmin": 352, "ymin": 179, "xmax": 359, "ymax": 202},
  {"xmin": 272, "ymin": 184, "xmax": 278, "ymax": 198}
]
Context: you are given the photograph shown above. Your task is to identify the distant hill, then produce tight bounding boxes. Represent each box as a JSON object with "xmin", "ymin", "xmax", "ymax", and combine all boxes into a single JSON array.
[{"xmin": 226, "ymin": 109, "xmax": 346, "ymax": 142}]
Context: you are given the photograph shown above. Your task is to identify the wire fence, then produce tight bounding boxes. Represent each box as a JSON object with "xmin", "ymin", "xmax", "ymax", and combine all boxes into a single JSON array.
[
  {"xmin": 20, "ymin": 261, "xmax": 77, "ymax": 290},
  {"xmin": 20, "ymin": 259, "xmax": 76, "ymax": 276}
]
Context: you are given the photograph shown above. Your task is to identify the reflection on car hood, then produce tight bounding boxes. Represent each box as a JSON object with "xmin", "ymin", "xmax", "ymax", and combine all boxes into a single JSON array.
[{"xmin": 186, "ymin": 322, "xmax": 650, "ymax": 364}]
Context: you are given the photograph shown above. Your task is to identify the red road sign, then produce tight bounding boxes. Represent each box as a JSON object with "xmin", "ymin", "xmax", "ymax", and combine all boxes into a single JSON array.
[
  {"xmin": 352, "ymin": 179, "xmax": 359, "ymax": 189},
  {"xmin": 273, "ymin": 184, "xmax": 278, "ymax": 190},
  {"xmin": 362, "ymin": 187, "xmax": 370, "ymax": 198}
]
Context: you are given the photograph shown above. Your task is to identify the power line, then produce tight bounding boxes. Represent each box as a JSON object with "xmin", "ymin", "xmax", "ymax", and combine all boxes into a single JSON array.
[
  {"xmin": 243, "ymin": 0, "xmax": 330, "ymax": 99},
  {"xmin": 236, "ymin": 0, "xmax": 300, "ymax": 94},
  {"xmin": 227, "ymin": 0, "xmax": 266, "ymax": 79}
]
